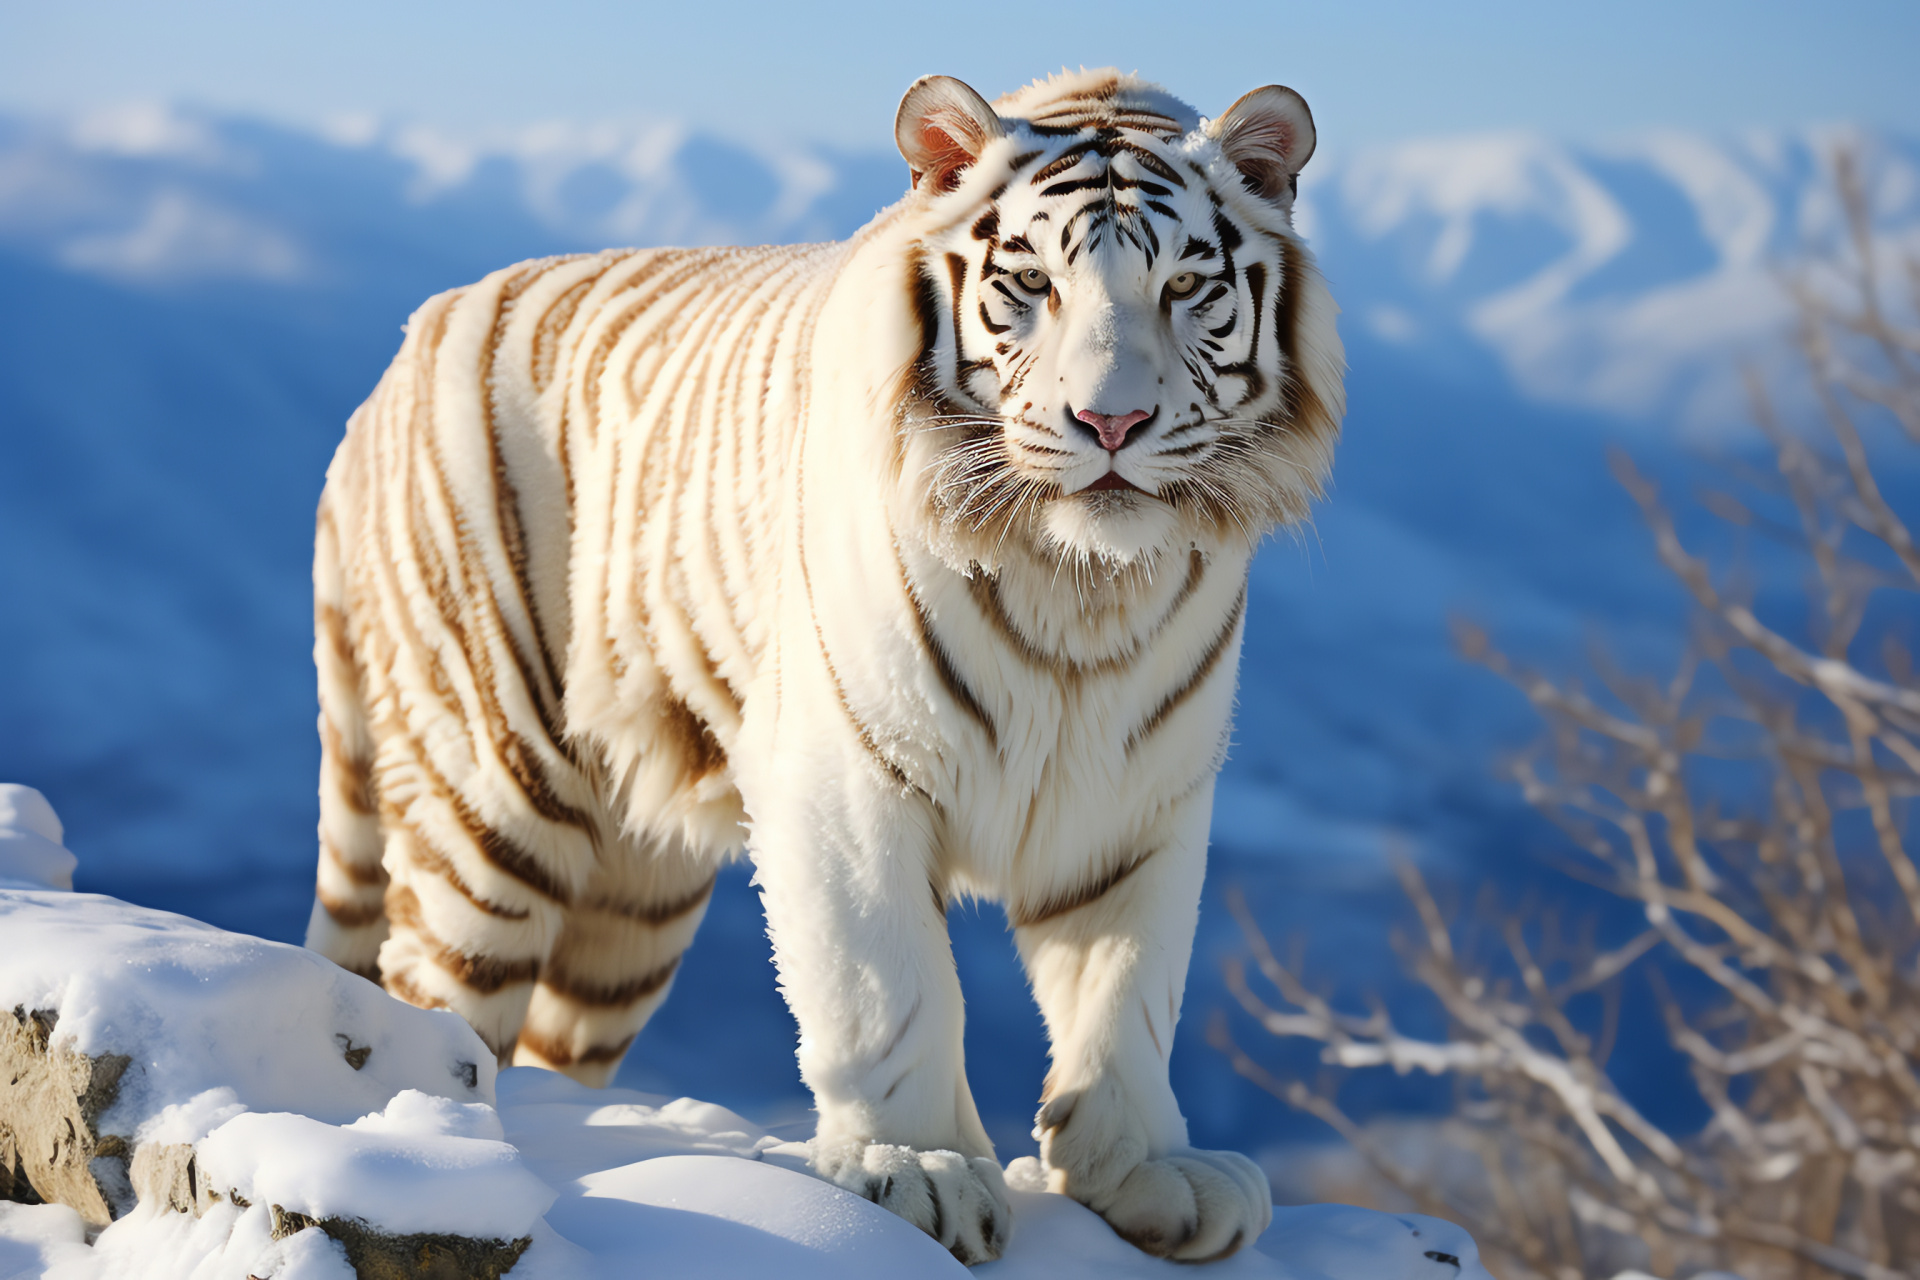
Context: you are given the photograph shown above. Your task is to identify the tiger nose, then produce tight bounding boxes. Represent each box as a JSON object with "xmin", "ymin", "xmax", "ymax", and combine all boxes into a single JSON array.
[{"xmin": 1074, "ymin": 408, "xmax": 1153, "ymax": 453}]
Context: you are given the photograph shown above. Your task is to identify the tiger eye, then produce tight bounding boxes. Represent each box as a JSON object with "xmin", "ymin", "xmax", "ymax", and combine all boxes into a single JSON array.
[
  {"xmin": 1015, "ymin": 267, "xmax": 1051, "ymax": 294},
  {"xmin": 1165, "ymin": 271, "xmax": 1204, "ymax": 301}
]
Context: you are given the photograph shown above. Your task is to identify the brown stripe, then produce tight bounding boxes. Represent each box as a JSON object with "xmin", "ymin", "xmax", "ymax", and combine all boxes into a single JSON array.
[
  {"xmin": 664, "ymin": 698, "xmax": 729, "ymax": 781},
  {"xmin": 967, "ymin": 572, "xmax": 1064, "ymax": 670},
  {"xmin": 963, "ymin": 552, "xmax": 1203, "ymax": 677},
  {"xmin": 590, "ymin": 875, "xmax": 716, "ymax": 927},
  {"xmin": 320, "ymin": 718, "xmax": 376, "ymax": 817},
  {"xmin": 1125, "ymin": 587, "xmax": 1247, "ymax": 755},
  {"xmin": 1275, "ymin": 234, "xmax": 1330, "ymax": 436},
  {"xmin": 699, "ymin": 260, "xmax": 796, "ymax": 694},
  {"xmin": 418, "ymin": 307, "xmax": 590, "ymax": 835},
  {"xmin": 317, "ymin": 886, "xmax": 386, "ymax": 928},
  {"xmin": 516, "ymin": 1027, "xmax": 638, "ymax": 1069},
  {"xmin": 468, "ymin": 813, "xmax": 572, "ymax": 906},
  {"xmin": 530, "ymin": 257, "xmax": 622, "ymax": 393},
  {"xmin": 1058, "ymin": 78, "xmax": 1120, "ymax": 102},
  {"xmin": 481, "ymin": 269, "xmax": 568, "ymax": 728},
  {"xmin": 396, "ymin": 746, "xmax": 570, "ymax": 906},
  {"xmin": 322, "ymin": 834, "xmax": 387, "ymax": 888},
  {"xmin": 794, "ymin": 439, "xmax": 918, "ymax": 793},
  {"xmin": 833, "ymin": 664, "xmax": 914, "ymax": 789},
  {"xmin": 540, "ymin": 956, "xmax": 680, "ymax": 1009},
  {"xmin": 902, "ymin": 245, "xmax": 946, "ymax": 444},
  {"xmin": 385, "ymin": 970, "xmax": 449, "ymax": 1013},
  {"xmin": 387, "ymin": 883, "xmax": 541, "ymax": 994},
  {"xmin": 899, "ymin": 552, "xmax": 998, "ymax": 751},
  {"xmin": 398, "ymin": 817, "xmax": 534, "ymax": 921},
  {"xmin": 605, "ymin": 257, "xmax": 749, "ymax": 739},
  {"xmin": 1172, "ymin": 548, "xmax": 1208, "ymax": 609},
  {"xmin": 576, "ymin": 1035, "xmax": 638, "ymax": 1065},
  {"xmin": 577, "ymin": 251, "xmax": 703, "ymax": 444},
  {"xmin": 1013, "ymin": 846, "xmax": 1158, "ymax": 928},
  {"xmin": 944, "ymin": 251, "xmax": 979, "ymax": 396},
  {"xmin": 315, "ymin": 600, "xmax": 358, "ymax": 681}
]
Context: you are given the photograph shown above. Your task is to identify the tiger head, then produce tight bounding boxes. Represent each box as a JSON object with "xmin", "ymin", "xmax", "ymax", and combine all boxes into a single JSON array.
[{"xmin": 892, "ymin": 69, "xmax": 1344, "ymax": 570}]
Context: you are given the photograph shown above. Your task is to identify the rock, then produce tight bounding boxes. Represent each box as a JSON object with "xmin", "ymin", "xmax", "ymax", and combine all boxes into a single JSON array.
[
  {"xmin": 268, "ymin": 1206, "xmax": 532, "ymax": 1280},
  {"xmin": 129, "ymin": 1141, "xmax": 205, "ymax": 1216},
  {"xmin": 0, "ymin": 1005, "xmax": 133, "ymax": 1227}
]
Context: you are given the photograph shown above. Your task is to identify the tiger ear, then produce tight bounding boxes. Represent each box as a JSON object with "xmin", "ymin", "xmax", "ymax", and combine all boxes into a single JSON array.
[
  {"xmin": 1209, "ymin": 85, "xmax": 1317, "ymax": 201},
  {"xmin": 895, "ymin": 75, "xmax": 1005, "ymax": 193}
]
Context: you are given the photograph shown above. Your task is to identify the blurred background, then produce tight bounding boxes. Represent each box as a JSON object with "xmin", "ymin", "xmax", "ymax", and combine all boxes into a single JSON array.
[{"xmin": 4, "ymin": 0, "xmax": 1919, "ymax": 1201}]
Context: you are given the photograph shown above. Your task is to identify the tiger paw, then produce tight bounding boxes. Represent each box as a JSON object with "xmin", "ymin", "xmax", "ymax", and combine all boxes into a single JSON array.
[
  {"xmin": 811, "ymin": 1140, "xmax": 1010, "ymax": 1265},
  {"xmin": 1086, "ymin": 1147, "xmax": 1272, "ymax": 1261}
]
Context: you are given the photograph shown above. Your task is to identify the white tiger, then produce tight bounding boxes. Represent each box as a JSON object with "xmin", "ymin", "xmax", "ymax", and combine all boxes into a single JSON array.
[{"xmin": 304, "ymin": 68, "xmax": 1344, "ymax": 1263}]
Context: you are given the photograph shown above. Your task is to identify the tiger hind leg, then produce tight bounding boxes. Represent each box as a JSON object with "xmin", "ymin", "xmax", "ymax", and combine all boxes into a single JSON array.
[
  {"xmin": 512, "ymin": 832, "xmax": 717, "ymax": 1087},
  {"xmin": 304, "ymin": 500, "xmax": 389, "ymax": 980}
]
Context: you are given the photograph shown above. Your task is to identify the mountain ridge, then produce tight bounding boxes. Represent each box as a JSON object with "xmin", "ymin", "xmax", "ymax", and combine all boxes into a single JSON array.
[{"xmin": 7, "ymin": 103, "xmax": 1915, "ymax": 426}]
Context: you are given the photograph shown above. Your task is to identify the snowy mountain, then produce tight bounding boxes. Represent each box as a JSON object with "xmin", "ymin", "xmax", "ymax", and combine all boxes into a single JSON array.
[
  {"xmin": 12, "ymin": 105, "xmax": 1915, "ymax": 421},
  {"xmin": 1303, "ymin": 126, "xmax": 1920, "ymax": 428},
  {"xmin": 3, "ymin": 103, "xmax": 1914, "ymax": 1160}
]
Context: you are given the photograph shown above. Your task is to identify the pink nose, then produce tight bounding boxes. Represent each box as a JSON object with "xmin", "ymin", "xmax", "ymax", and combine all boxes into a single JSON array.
[{"xmin": 1076, "ymin": 408, "xmax": 1152, "ymax": 453}]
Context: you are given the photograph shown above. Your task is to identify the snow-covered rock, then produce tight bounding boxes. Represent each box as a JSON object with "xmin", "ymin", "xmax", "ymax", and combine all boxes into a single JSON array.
[
  {"xmin": 0, "ymin": 895, "xmax": 492, "ymax": 1144},
  {"xmin": 0, "ymin": 879, "xmax": 495, "ymax": 1238},
  {"xmin": 0, "ymin": 790, "xmax": 1492, "ymax": 1277}
]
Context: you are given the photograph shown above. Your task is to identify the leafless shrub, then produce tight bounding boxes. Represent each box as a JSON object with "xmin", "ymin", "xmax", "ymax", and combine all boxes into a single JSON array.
[{"xmin": 1212, "ymin": 148, "xmax": 1920, "ymax": 1280}]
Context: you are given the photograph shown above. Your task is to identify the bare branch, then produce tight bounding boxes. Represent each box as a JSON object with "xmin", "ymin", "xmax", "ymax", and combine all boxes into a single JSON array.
[{"xmin": 1222, "ymin": 144, "xmax": 1920, "ymax": 1280}]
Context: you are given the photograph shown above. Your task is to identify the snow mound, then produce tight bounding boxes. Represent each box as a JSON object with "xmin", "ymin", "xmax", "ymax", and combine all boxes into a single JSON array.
[
  {"xmin": 0, "ymin": 786, "xmax": 75, "ymax": 892},
  {"xmin": 0, "ymin": 1203, "xmax": 92, "ymax": 1278},
  {"xmin": 494, "ymin": 1068, "xmax": 1490, "ymax": 1280},
  {"xmin": 0, "ymin": 790, "xmax": 1493, "ymax": 1278},
  {"xmin": 196, "ymin": 1093, "xmax": 554, "ymax": 1239}
]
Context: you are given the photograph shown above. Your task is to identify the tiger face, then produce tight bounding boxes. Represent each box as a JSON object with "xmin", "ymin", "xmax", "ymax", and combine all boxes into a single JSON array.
[{"xmin": 897, "ymin": 71, "xmax": 1344, "ymax": 567}]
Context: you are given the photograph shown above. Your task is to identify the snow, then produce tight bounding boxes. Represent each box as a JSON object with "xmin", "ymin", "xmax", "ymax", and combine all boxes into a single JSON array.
[
  {"xmin": 195, "ymin": 1097, "xmax": 555, "ymax": 1239},
  {"xmin": 0, "ymin": 891, "xmax": 493, "ymax": 1143},
  {"xmin": 1259, "ymin": 1205, "xmax": 1485, "ymax": 1280},
  {"xmin": 0, "ymin": 1205, "xmax": 92, "ymax": 1280},
  {"xmin": 59, "ymin": 190, "xmax": 305, "ymax": 284},
  {"xmin": 0, "ymin": 785, "xmax": 75, "ymax": 892},
  {"xmin": 1299, "ymin": 127, "xmax": 1920, "ymax": 429},
  {"xmin": 70, "ymin": 1201, "xmax": 357, "ymax": 1280},
  {"xmin": 546, "ymin": 1155, "xmax": 970, "ymax": 1277},
  {"xmin": 0, "ymin": 788, "xmax": 1492, "ymax": 1279}
]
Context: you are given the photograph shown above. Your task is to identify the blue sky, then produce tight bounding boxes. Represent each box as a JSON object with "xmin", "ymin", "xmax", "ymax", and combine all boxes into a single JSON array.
[{"xmin": 4, "ymin": 0, "xmax": 1918, "ymax": 149}]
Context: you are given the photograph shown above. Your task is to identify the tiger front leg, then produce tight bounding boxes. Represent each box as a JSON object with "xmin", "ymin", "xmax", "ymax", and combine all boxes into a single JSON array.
[
  {"xmin": 742, "ymin": 734, "xmax": 1008, "ymax": 1264},
  {"xmin": 1015, "ymin": 782, "xmax": 1272, "ymax": 1262}
]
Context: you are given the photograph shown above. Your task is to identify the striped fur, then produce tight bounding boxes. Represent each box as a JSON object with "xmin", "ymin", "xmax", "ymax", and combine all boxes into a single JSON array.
[{"xmin": 305, "ymin": 69, "xmax": 1343, "ymax": 1263}]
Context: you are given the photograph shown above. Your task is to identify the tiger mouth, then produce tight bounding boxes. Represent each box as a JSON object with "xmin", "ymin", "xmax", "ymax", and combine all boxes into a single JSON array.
[{"xmin": 1085, "ymin": 471, "xmax": 1147, "ymax": 494}]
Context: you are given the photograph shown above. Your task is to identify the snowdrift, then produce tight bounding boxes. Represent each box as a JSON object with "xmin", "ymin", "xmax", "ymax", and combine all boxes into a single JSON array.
[{"xmin": 0, "ymin": 785, "xmax": 1488, "ymax": 1279}]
